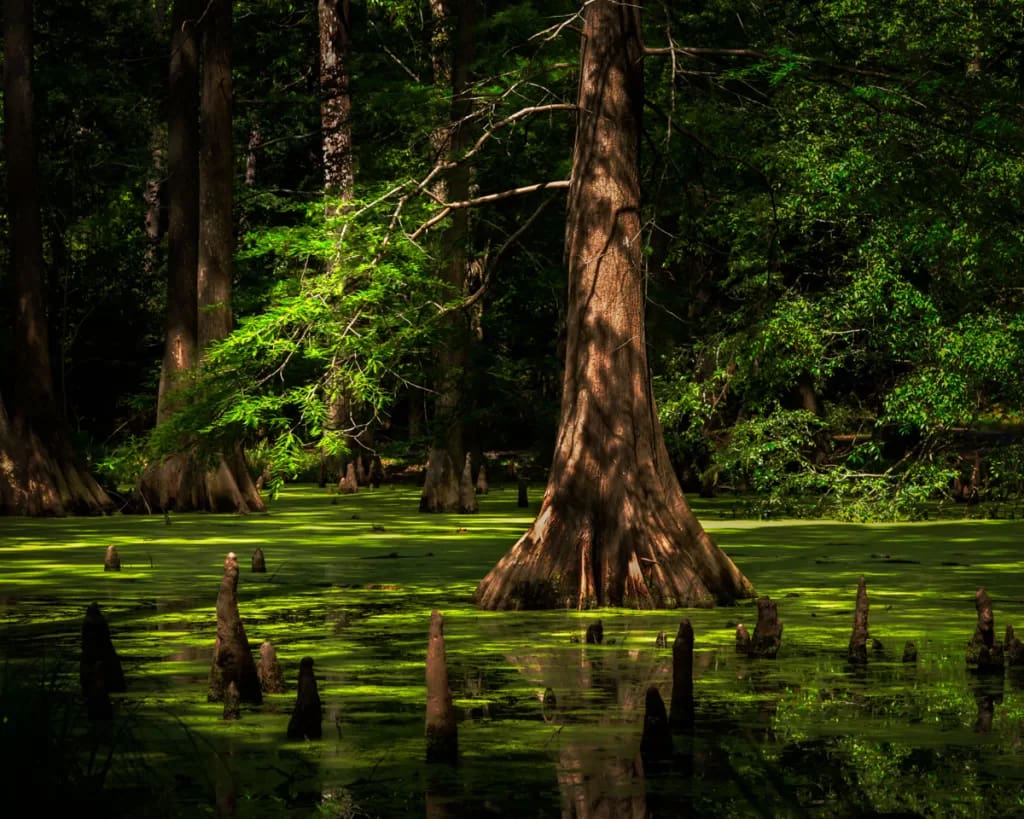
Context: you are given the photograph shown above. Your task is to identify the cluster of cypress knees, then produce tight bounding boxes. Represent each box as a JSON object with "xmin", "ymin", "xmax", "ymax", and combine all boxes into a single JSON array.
[{"xmin": 88, "ymin": 548, "xmax": 1024, "ymax": 762}]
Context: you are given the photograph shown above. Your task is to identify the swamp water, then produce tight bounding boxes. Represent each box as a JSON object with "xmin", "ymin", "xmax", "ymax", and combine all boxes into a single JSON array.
[{"xmin": 1, "ymin": 485, "xmax": 1023, "ymax": 817}]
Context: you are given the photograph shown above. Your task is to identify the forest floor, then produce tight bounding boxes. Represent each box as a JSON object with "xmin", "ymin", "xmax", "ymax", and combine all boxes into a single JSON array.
[{"xmin": 1, "ymin": 483, "xmax": 1023, "ymax": 817}]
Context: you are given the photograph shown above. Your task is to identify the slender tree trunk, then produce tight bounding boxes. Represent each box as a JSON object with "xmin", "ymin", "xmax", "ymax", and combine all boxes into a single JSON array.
[
  {"xmin": 0, "ymin": 0, "xmax": 112, "ymax": 515},
  {"xmin": 318, "ymin": 0, "xmax": 360, "ymax": 487},
  {"xmin": 475, "ymin": 0, "xmax": 751, "ymax": 609},
  {"xmin": 420, "ymin": 0, "xmax": 477, "ymax": 514}
]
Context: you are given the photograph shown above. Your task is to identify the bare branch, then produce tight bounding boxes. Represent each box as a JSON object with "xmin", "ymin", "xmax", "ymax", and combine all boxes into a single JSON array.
[
  {"xmin": 441, "ymin": 194, "xmax": 559, "ymax": 315},
  {"xmin": 409, "ymin": 180, "xmax": 571, "ymax": 242}
]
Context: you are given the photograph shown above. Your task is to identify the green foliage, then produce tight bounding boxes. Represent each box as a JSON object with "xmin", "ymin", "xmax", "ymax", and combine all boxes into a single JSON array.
[{"xmin": 138, "ymin": 198, "xmax": 448, "ymax": 492}]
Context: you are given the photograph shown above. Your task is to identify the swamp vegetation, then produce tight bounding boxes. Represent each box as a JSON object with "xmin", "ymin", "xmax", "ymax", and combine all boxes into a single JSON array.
[{"xmin": 2, "ymin": 484, "xmax": 1024, "ymax": 817}]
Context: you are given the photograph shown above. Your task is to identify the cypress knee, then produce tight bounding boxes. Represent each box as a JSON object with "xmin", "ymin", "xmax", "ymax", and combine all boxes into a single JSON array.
[
  {"xmin": 848, "ymin": 576, "xmax": 869, "ymax": 664},
  {"xmin": 669, "ymin": 619, "xmax": 694, "ymax": 732},
  {"xmin": 208, "ymin": 552, "xmax": 263, "ymax": 704},
  {"xmin": 258, "ymin": 639, "xmax": 286, "ymax": 694},
  {"xmin": 425, "ymin": 610, "xmax": 457, "ymax": 763},
  {"xmin": 966, "ymin": 588, "xmax": 1004, "ymax": 670},
  {"xmin": 287, "ymin": 656, "xmax": 323, "ymax": 740}
]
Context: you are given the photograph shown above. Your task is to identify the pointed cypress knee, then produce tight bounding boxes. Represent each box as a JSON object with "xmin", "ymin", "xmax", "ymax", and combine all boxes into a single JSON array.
[
  {"xmin": 640, "ymin": 686, "xmax": 673, "ymax": 772},
  {"xmin": 287, "ymin": 657, "xmax": 323, "ymax": 740},
  {"xmin": 80, "ymin": 602, "xmax": 126, "ymax": 720},
  {"xmin": 104, "ymin": 544, "xmax": 121, "ymax": 572},
  {"xmin": 208, "ymin": 552, "xmax": 263, "ymax": 704},
  {"xmin": 425, "ymin": 610, "xmax": 457, "ymax": 764},
  {"xmin": 223, "ymin": 680, "xmax": 241, "ymax": 720},
  {"xmin": 848, "ymin": 576, "xmax": 869, "ymax": 664},
  {"xmin": 902, "ymin": 641, "xmax": 918, "ymax": 664},
  {"xmin": 738, "ymin": 597, "xmax": 783, "ymax": 658},
  {"xmin": 338, "ymin": 462, "xmax": 358, "ymax": 494},
  {"xmin": 475, "ymin": 463, "xmax": 488, "ymax": 495},
  {"xmin": 258, "ymin": 639, "xmax": 286, "ymax": 694},
  {"xmin": 669, "ymin": 619, "xmax": 695, "ymax": 733},
  {"xmin": 459, "ymin": 454, "xmax": 478, "ymax": 514},
  {"xmin": 251, "ymin": 547, "xmax": 266, "ymax": 573},
  {"xmin": 585, "ymin": 620, "xmax": 604, "ymax": 645},
  {"xmin": 369, "ymin": 455, "xmax": 385, "ymax": 488},
  {"xmin": 966, "ymin": 588, "xmax": 1004, "ymax": 670},
  {"xmin": 1006, "ymin": 625, "xmax": 1024, "ymax": 666}
]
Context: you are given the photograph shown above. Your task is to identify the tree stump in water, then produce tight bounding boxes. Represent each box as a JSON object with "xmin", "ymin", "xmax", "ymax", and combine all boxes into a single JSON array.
[
  {"xmin": 258, "ymin": 639, "xmax": 285, "ymax": 694},
  {"xmin": 902, "ymin": 641, "xmax": 918, "ymax": 664},
  {"xmin": 287, "ymin": 657, "xmax": 323, "ymax": 740},
  {"xmin": 655, "ymin": 630, "xmax": 667, "ymax": 648},
  {"xmin": 736, "ymin": 597, "xmax": 783, "ymax": 658},
  {"xmin": 80, "ymin": 602, "xmax": 126, "ymax": 720},
  {"xmin": 338, "ymin": 462, "xmax": 358, "ymax": 494},
  {"xmin": 251, "ymin": 547, "xmax": 266, "ymax": 573},
  {"xmin": 1005, "ymin": 625, "xmax": 1024, "ymax": 666},
  {"xmin": 585, "ymin": 620, "xmax": 604, "ymax": 645},
  {"xmin": 208, "ymin": 552, "xmax": 263, "ymax": 704},
  {"xmin": 640, "ymin": 686, "xmax": 673, "ymax": 772},
  {"xmin": 966, "ymin": 588, "xmax": 1004, "ymax": 670},
  {"xmin": 425, "ymin": 610, "xmax": 457, "ymax": 763},
  {"xmin": 848, "ymin": 576, "xmax": 869, "ymax": 664},
  {"xmin": 475, "ymin": 463, "xmax": 488, "ymax": 495},
  {"xmin": 103, "ymin": 544, "xmax": 120, "ymax": 572},
  {"xmin": 669, "ymin": 619, "xmax": 694, "ymax": 732}
]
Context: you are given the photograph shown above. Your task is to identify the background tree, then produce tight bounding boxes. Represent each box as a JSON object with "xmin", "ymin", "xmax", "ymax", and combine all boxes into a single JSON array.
[
  {"xmin": 0, "ymin": 0, "xmax": 112, "ymax": 515},
  {"xmin": 418, "ymin": 0, "xmax": 480, "ymax": 514},
  {"xmin": 475, "ymin": 0, "xmax": 753, "ymax": 610}
]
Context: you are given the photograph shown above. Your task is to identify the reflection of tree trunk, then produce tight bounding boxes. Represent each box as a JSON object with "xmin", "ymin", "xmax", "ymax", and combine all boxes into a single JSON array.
[
  {"xmin": 558, "ymin": 744, "xmax": 645, "ymax": 819},
  {"xmin": 475, "ymin": 0, "xmax": 750, "ymax": 609},
  {"xmin": 0, "ymin": 0, "xmax": 112, "ymax": 515},
  {"xmin": 420, "ymin": 0, "xmax": 478, "ymax": 514}
]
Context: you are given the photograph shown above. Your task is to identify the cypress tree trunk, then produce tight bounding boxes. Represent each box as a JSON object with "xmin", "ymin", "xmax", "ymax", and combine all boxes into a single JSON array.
[
  {"xmin": 419, "ymin": 0, "xmax": 478, "ymax": 514},
  {"xmin": 475, "ymin": 0, "xmax": 751, "ymax": 609},
  {"xmin": 141, "ymin": 0, "xmax": 263, "ymax": 513},
  {"xmin": 0, "ymin": 0, "xmax": 112, "ymax": 515}
]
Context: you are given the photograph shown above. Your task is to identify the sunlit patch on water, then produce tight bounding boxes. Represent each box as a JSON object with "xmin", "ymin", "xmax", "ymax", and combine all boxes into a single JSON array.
[{"xmin": 2, "ymin": 485, "xmax": 1024, "ymax": 816}]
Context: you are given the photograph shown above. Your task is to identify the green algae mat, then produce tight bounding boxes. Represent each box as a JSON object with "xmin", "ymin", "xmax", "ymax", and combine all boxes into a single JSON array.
[{"xmin": 2, "ymin": 484, "xmax": 1024, "ymax": 817}]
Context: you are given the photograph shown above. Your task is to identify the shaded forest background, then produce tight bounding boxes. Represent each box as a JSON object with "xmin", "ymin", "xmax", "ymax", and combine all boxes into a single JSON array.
[{"xmin": 3, "ymin": 0, "xmax": 1024, "ymax": 520}]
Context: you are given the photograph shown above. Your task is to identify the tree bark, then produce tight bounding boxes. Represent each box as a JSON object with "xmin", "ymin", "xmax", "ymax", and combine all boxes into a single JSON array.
[
  {"xmin": 318, "ymin": 0, "xmax": 367, "ymax": 485},
  {"xmin": 142, "ymin": 0, "xmax": 263, "ymax": 513},
  {"xmin": 0, "ymin": 0, "xmax": 112, "ymax": 515},
  {"xmin": 157, "ymin": 0, "xmax": 200, "ymax": 422},
  {"xmin": 420, "ymin": 0, "xmax": 478, "ymax": 514},
  {"xmin": 475, "ymin": 0, "xmax": 751, "ymax": 609}
]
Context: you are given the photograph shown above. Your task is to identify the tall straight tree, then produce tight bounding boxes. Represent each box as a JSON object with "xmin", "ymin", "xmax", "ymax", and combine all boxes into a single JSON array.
[
  {"xmin": 419, "ymin": 0, "xmax": 478, "ymax": 514},
  {"xmin": 475, "ymin": 0, "xmax": 751, "ymax": 609},
  {"xmin": 0, "ymin": 0, "xmax": 112, "ymax": 515},
  {"xmin": 141, "ymin": 0, "xmax": 263, "ymax": 513},
  {"xmin": 156, "ymin": 0, "xmax": 199, "ymax": 424},
  {"xmin": 318, "ymin": 0, "xmax": 361, "ymax": 488}
]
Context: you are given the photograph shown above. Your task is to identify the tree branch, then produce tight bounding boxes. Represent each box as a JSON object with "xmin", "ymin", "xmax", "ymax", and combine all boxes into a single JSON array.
[{"xmin": 409, "ymin": 180, "xmax": 571, "ymax": 241}]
